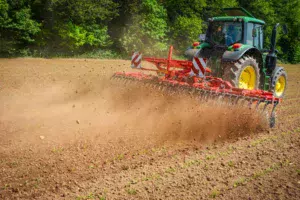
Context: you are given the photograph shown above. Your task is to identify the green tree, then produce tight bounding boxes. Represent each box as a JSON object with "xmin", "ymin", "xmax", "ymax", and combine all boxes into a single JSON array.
[
  {"xmin": 0, "ymin": 0, "xmax": 40, "ymax": 55},
  {"xmin": 120, "ymin": 0, "xmax": 168, "ymax": 55},
  {"xmin": 162, "ymin": 0, "xmax": 207, "ymax": 50},
  {"xmin": 275, "ymin": 0, "xmax": 300, "ymax": 63},
  {"xmin": 202, "ymin": 0, "xmax": 238, "ymax": 20},
  {"xmin": 171, "ymin": 16, "xmax": 203, "ymax": 50},
  {"xmin": 32, "ymin": 0, "xmax": 118, "ymax": 52}
]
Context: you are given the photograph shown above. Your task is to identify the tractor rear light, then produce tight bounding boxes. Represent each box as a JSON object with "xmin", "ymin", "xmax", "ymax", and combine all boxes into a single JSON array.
[
  {"xmin": 233, "ymin": 43, "xmax": 242, "ymax": 49},
  {"xmin": 193, "ymin": 42, "xmax": 200, "ymax": 47}
]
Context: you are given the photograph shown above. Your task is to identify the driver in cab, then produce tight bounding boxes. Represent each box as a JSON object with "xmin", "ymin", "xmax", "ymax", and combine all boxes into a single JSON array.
[{"xmin": 226, "ymin": 25, "xmax": 237, "ymax": 46}]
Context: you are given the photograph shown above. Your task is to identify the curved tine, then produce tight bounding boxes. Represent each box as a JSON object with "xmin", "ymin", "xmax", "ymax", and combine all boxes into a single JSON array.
[
  {"xmin": 168, "ymin": 86, "xmax": 175, "ymax": 95},
  {"xmin": 203, "ymin": 91, "xmax": 209, "ymax": 101},
  {"xmin": 160, "ymin": 85, "xmax": 166, "ymax": 92},
  {"xmin": 197, "ymin": 89, "xmax": 204, "ymax": 101},
  {"xmin": 248, "ymin": 99, "xmax": 253, "ymax": 109},
  {"xmin": 218, "ymin": 94, "xmax": 224, "ymax": 103},
  {"xmin": 233, "ymin": 95, "xmax": 240, "ymax": 105},
  {"xmin": 269, "ymin": 101, "xmax": 279, "ymax": 128},
  {"xmin": 190, "ymin": 87, "xmax": 195, "ymax": 94},
  {"xmin": 263, "ymin": 101, "xmax": 270, "ymax": 112},
  {"xmin": 206, "ymin": 91, "xmax": 213, "ymax": 101},
  {"xmin": 226, "ymin": 94, "xmax": 234, "ymax": 105},
  {"xmin": 255, "ymin": 100, "xmax": 262, "ymax": 110},
  {"xmin": 207, "ymin": 91, "xmax": 212, "ymax": 101},
  {"xmin": 239, "ymin": 98, "xmax": 247, "ymax": 107},
  {"xmin": 168, "ymin": 85, "xmax": 175, "ymax": 95},
  {"xmin": 154, "ymin": 82, "xmax": 160, "ymax": 89},
  {"xmin": 196, "ymin": 89, "xmax": 202, "ymax": 98},
  {"xmin": 167, "ymin": 85, "xmax": 174, "ymax": 94},
  {"xmin": 211, "ymin": 93, "xmax": 218, "ymax": 104},
  {"xmin": 204, "ymin": 91, "xmax": 210, "ymax": 101}
]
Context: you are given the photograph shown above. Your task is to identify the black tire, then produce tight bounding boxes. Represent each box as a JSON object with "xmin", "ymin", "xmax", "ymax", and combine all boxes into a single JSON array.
[
  {"xmin": 270, "ymin": 67, "xmax": 287, "ymax": 98},
  {"xmin": 223, "ymin": 56, "xmax": 260, "ymax": 89}
]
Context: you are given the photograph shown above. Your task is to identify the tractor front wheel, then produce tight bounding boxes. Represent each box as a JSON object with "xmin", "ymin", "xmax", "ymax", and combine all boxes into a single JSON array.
[
  {"xmin": 270, "ymin": 67, "xmax": 287, "ymax": 98},
  {"xmin": 223, "ymin": 56, "xmax": 260, "ymax": 90}
]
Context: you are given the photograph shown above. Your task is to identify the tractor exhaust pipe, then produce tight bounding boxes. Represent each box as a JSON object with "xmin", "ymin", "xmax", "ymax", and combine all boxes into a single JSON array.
[
  {"xmin": 266, "ymin": 23, "xmax": 280, "ymax": 74},
  {"xmin": 270, "ymin": 23, "xmax": 280, "ymax": 55}
]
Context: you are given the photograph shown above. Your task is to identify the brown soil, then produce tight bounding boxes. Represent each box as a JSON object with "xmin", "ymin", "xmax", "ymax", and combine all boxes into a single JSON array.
[{"xmin": 0, "ymin": 58, "xmax": 299, "ymax": 200}]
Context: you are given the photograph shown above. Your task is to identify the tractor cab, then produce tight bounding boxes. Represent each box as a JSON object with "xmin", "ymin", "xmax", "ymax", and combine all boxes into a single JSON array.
[{"xmin": 205, "ymin": 7, "xmax": 265, "ymax": 50}]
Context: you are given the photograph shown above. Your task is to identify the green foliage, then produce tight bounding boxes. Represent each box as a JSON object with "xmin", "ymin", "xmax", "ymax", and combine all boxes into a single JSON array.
[
  {"xmin": 0, "ymin": 0, "xmax": 299, "ymax": 62},
  {"xmin": 50, "ymin": 0, "xmax": 118, "ymax": 24},
  {"xmin": 0, "ymin": 0, "xmax": 40, "ymax": 55},
  {"xmin": 120, "ymin": 0, "xmax": 168, "ymax": 55},
  {"xmin": 163, "ymin": 0, "xmax": 207, "ymax": 19},
  {"xmin": 171, "ymin": 16, "xmax": 203, "ymax": 50},
  {"xmin": 0, "ymin": 0, "xmax": 9, "ymax": 24},
  {"xmin": 58, "ymin": 23, "xmax": 111, "ymax": 50},
  {"xmin": 291, "ymin": 43, "xmax": 300, "ymax": 64},
  {"xmin": 203, "ymin": 0, "xmax": 238, "ymax": 18}
]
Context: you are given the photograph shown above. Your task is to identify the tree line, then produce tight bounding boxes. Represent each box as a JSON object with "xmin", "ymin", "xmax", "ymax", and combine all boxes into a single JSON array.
[{"xmin": 0, "ymin": 0, "xmax": 299, "ymax": 63}]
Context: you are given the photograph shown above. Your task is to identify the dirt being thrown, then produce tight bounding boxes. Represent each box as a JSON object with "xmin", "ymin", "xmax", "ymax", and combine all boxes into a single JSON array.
[{"xmin": 105, "ymin": 83, "xmax": 268, "ymax": 144}]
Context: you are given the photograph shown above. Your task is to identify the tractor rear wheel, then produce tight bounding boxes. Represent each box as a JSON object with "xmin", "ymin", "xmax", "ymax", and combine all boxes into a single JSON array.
[
  {"xmin": 223, "ymin": 56, "xmax": 260, "ymax": 90},
  {"xmin": 270, "ymin": 67, "xmax": 287, "ymax": 98}
]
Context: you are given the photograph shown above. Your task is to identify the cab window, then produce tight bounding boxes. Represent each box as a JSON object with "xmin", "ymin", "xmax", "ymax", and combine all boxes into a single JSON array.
[
  {"xmin": 254, "ymin": 24, "xmax": 263, "ymax": 49},
  {"xmin": 246, "ymin": 23, "xmax": 254, "ymax": 45},
  {"xmin": 246, "ymin": 23, "xmax": 263, "ymax": 49}
]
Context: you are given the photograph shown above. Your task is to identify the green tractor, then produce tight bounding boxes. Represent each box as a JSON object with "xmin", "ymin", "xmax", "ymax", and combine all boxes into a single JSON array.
[{"xmin": 185, "ymin": 8, "xmax": 287, "ymax": 98}]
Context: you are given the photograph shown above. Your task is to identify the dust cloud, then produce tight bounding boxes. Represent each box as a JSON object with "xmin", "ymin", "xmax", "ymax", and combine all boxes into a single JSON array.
[{"xmin": 0, "ymin": 73, "xmax": 267, "ymax": 154}]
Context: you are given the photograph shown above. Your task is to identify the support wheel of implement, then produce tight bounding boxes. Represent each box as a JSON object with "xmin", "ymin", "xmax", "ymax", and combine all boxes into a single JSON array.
[
  {"xmin": 270, "ymin": 67, "xmax": 287, "ymax": 98},
  {"xmin": 223, "ymin": 56, "xmax": 260, "ymax": 90}
]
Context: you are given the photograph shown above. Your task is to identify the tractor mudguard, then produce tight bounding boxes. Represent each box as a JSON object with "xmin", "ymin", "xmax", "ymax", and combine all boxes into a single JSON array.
[{"xmin": 222, "ymin": 46, "xmax": 261, "ymax": 62}]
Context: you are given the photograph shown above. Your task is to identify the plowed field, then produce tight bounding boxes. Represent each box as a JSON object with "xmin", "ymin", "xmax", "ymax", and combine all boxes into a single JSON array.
[{"xmin": 0, "ymin": 58, "xmax": 299, "ymax": 200}]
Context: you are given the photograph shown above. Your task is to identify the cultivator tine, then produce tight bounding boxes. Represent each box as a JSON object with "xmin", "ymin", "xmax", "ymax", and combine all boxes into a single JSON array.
[
  {"xmin": 263, "ymin": 101, "xmax": 270, "ymax": 112},
  {"xmin": 269, "ymin": 101, "xmax": 279, "ymax": 128},
  {"xmin": 234, "ymin": 96, "xmax": 240, "ymax": 105},
  {"xmin": 255, "ymin": 100, "xmax": 262, "ymax": 110}
]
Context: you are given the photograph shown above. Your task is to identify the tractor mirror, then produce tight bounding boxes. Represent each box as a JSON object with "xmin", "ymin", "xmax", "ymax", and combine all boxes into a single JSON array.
[
  {"xmin": 252, "ymin": 29, "xmax": 257, "ymax": 37},
  {"xmin": 199, "ymin": 34, "xmax": 206, "ymax": 41},
  {"xmin": 282, "ymin": 24, "xmax": 288, "ymax": 35}
]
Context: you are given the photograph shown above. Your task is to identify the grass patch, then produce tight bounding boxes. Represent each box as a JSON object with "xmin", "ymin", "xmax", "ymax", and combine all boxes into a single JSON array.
[
  {"xmin": 228, "ymin": 161, "xmax": 235, "ymax": 167},
  {"xmin": 206, "ymin": 155, "xmax": 216, "ymax": 160},
  {"xmin": 183, "ymin": 159, "xmax": 202, "ymax": 168},
  {"xmin": 126, "ymin": 188, "xmax": 137, "ymax": 195},
  {"xmin": 51, "ymin": 147, "xmax": 64, "ymax": 153},
  {"xmin": 141, "ymin": 173, "xmax": 161, "ymax": 181},
  {"xmin": 165, "ymin": 167, "xmax": 176, "ymax": 174},
  {"xmin": 209, "ymin": 189, "xmax": 220, "ymax": 198},
  {"xmin": 233, "ymin": 177, "xmax": 246, "ymax": 187}
]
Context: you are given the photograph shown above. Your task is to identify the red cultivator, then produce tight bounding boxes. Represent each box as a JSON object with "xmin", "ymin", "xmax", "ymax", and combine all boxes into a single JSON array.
[{"xmin": 112, "ymin": 46, "xmax": 281, "ymax": 127}]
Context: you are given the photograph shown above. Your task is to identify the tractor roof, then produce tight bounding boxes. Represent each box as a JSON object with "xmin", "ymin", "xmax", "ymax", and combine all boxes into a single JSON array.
[{"xmin": 211, "ymin": 7, "xmax": 265, "ymax": 25}]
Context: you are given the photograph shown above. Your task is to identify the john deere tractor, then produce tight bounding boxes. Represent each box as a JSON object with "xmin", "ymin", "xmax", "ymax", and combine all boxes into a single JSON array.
[{"xmin": 185, "ymin": 8, "xmax": 287, "ymax": 98}]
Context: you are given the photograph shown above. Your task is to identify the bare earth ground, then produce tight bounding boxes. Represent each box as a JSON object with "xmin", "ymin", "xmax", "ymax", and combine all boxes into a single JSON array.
[{"xmin": 0, "ymin": 58, "xmax": 299, "ymax": 200}]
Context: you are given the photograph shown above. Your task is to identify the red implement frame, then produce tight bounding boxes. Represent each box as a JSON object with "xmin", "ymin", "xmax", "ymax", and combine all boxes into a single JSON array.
[
  {"xmin": 126, "ymin": 46, "xmax": 280, "ymax": 102},
  {"xmin": 136, "ymin": 46, "xmax": 211, "ymax": 76}
]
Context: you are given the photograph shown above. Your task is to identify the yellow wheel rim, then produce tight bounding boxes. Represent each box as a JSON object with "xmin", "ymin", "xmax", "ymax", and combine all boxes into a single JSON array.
[
  {"xmin": 239, "ymin": 65, "xmax": 256, "ymax": 90},
  {"xmin": 275, "ymin": 75, "xmax": 286, "ymax": 97}
]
